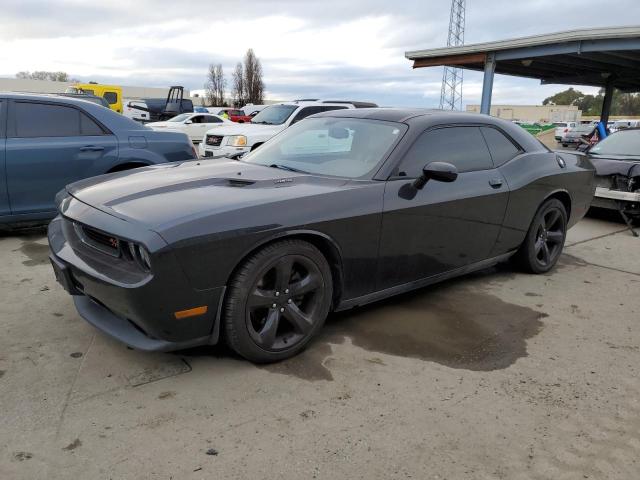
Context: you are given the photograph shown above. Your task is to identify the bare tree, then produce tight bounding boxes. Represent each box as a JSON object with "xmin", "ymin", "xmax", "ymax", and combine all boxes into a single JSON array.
[
  {"xmin": 243, "ymin": 49, "xmax": 264, "ymax": 105},
  {"xmin": 205, "ymin": 63, "xmax": 226, "ymax": 106},
  {"xmin": 16, "ymin": 70, "xmax": 74, "ymax": 82},
  {"xmin": 231, "ymin": 62, "xmax": 245, "ymax": 107}
]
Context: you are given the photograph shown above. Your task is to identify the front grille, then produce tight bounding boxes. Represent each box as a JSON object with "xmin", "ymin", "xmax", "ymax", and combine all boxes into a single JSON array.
[
  {"xmin": 74, "ymin": 223, "xmax": 120, "ymax": 257},
  {"xmin": 206, "ymin": 135, "xmax": 223, "ymax": 147}
]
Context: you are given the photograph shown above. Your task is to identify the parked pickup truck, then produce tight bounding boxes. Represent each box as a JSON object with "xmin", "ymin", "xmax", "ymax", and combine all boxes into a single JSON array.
[
  {"xmin": 560, "ymin": 124, "xmax": 595, "ymax": 147},
  {"xmin": 0, "ymin": 93, "xmax": 197, "ymax": 227},
  {"xmin": 199, "ymin": 100, "xmax": 377, "ymax": 158}
]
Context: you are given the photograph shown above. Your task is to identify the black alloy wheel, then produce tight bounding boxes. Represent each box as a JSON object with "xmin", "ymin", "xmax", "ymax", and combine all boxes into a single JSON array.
[
  {"xmin": 247, "ymin": 255, "xmax": 324, "ymax": 351},
  {"xmin": 534, "ymin": 208, "xmax": 565, "ymax": 268},
  {"xmin": 224, "ymin": 240, "xmax": 333, "ymax": 363},
  {"xmin": 517, "ymin": 198, "xmax": 568, "ymax": 274}
]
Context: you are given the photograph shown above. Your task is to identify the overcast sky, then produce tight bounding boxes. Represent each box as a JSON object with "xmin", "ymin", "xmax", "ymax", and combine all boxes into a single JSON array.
[{"xmin": 1, "ymin": 0, "xmax": 638, "ymax": 106}]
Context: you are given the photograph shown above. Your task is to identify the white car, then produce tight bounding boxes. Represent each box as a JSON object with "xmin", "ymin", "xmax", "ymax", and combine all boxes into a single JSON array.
[
  {"xmin": 199, "ymin": 100, "xmax": 377, "ymax": 158},
  {"xmin": 611, "ymin": 119, "xmax": 640, "ymax": 133},
  {"xmin": 554, "ymin": 121, "xmax": 577, "ymax": 141},
  {"xmin": 147, "ymin": 112, "xmax": 231, "ymax": 143}
]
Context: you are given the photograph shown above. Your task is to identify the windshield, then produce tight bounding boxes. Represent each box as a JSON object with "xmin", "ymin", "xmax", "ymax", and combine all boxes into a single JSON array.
[
  {"xmin": 242, "ymin": 117, "xmax": 406, "ymax": 179},
  {"xmin": 167, "ymin": 113, "xmax": 192, "ymax": 123},
  {"xmin": 250, "ymin": 105, "xmax": 298, "ymax": 125},
  {"xmin": 590, "ymin": 130, "xmax": 640, "ymax": 157}
]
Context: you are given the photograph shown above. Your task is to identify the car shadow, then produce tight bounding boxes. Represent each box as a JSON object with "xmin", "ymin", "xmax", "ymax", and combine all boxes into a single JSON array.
[{"xmin": 177, "ymin": 262, "xmax": 548, "ymax": 380}]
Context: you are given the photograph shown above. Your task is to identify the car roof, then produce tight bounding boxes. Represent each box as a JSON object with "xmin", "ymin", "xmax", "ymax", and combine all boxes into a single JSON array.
[
  {"xmin": 313, "ymin": 108, "xmax": 548, "ymax": 152},
  {"xmin": 273, "ymin": 100, "xmax": 378, "ymax": 108},
  {"xmin": 313, "ymin": 107, "xmax": 495, "ymax": 123},
  {"xmin": 0, "ymin": 91, "xmax": 104, "ymax": 104},
  {"xmin": 0, "ymin": 91, "xmax": 147, "ymax": 131}
]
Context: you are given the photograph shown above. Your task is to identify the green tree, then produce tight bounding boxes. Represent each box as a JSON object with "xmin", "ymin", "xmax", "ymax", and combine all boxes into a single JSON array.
[
  {"xmin": 542, "ymin": 87, "xmax": 583, "ymax": 106},
  {"xmin": 543, "ymin": 87, "xmax": 640, "ymax": 116}
]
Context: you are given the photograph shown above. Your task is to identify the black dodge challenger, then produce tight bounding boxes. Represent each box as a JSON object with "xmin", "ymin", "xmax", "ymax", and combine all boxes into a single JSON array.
[{"xmin": 48, "ymin": 109, "xmax": 595, "ymax": 363}]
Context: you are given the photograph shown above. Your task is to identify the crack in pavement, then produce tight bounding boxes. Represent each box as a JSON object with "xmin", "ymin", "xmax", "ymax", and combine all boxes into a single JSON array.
[
  {"xmin": 55, "ymin": 333, "xmax": 96, "ymax": 440},
  {"xmin": 565, "ymin": 258, "xmax": 640, "ymax": 277}
]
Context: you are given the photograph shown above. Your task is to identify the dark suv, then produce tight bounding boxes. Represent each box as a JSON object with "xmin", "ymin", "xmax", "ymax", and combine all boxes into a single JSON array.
[{"xmin": 0, "ymin": 93, "xmax": 196, "ymax": 226}]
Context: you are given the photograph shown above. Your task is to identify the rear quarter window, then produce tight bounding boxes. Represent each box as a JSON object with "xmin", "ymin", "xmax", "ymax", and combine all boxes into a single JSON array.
[{"xmin": 480, "ymin": 127, "xmax": 521, "ymax": 166}]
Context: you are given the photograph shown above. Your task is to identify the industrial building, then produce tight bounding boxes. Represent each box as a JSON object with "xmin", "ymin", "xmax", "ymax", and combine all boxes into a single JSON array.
[
  {"xmin": 465, "ymin": 104, "xmax": 581, "ymax": 123},
  {"xmin": 0, "ymin": 77, "xmax": 187, "ymax": 100}
]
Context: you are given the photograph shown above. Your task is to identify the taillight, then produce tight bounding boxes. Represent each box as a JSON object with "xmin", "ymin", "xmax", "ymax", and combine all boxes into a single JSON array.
[{"xmin": 564, "ymin": 128, "xmax": 568, "ymax": 133}]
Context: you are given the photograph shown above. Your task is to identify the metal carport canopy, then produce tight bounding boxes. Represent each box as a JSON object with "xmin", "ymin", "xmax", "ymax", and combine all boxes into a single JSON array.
[{"xmin": 405, "ymin": 26, "xmax": 640, "ymax": 123}]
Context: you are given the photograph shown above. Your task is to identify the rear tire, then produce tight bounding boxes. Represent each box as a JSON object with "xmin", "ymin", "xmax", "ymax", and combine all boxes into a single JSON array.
[
  {"xmin": 223, "ymin": 240, "xmax": 333, "ymax": 363},
  {"xmin": 516, "ymin": 198, "xmax": 567, "ymax": 274}
]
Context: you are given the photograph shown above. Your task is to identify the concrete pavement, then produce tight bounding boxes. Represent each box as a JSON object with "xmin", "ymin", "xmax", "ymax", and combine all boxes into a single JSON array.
[{"xmin": 1, "ymin": 215, "xmax": 638, "ymax": 479}]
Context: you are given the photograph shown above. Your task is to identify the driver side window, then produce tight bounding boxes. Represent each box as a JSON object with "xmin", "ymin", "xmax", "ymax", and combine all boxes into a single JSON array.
[{"xmin": 397, "ymin": 126, "xmax": 493, "ymax": 177}]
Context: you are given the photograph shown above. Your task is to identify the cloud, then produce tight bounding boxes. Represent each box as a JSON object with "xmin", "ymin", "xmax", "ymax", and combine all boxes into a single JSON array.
[{"xmin": 0, "ymin": 0, "xmax": 636, "ymax": 106}]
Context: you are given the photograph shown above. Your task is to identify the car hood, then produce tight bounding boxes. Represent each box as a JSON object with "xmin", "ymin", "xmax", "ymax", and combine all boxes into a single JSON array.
[
  {"xmin": 204, "ymin": 122, "xmax": 284, "ymax": 139},
  {"xmin": 588, "ymin": 154, "xmax": 640, "ymax": 177},
  {"xmin": 66, "ymin": 159, "xmax": 351, "ymax": 231}
]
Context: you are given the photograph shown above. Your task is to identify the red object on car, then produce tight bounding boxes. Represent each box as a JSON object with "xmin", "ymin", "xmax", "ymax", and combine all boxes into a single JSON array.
[{"xmin": 210, "ymin": 108, "xmax": 252, "ymax": 123}]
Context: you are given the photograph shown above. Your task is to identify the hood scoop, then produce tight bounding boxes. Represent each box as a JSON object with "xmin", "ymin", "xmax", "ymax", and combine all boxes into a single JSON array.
[
  {"xmin": 227, "ymin": 178, "xmax": 255, "ymax": 187},
  {"xmin": 100, "ymin": 177, "xmax": 256, "ymax": 208}
]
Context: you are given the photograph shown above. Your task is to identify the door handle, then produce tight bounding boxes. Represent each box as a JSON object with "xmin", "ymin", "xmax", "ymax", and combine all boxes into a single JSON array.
[
  {"xmin": 80, "ymin": 146, "xmax": 105, "ymax": 152},
  {"xmin": 489, "ymin": 178, "xmax": 503, "ymax": 188}
]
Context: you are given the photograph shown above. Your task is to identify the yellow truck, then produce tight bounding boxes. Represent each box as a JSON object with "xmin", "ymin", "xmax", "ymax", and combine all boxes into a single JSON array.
[{"xmin": 65, "ymin": 83, "xmax": 123, "ymax": 113}]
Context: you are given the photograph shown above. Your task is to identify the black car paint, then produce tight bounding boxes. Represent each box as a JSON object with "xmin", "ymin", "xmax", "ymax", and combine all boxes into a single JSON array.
[{"xmin": 48, "ymin": 109, "xmax": 595, "ymax": 351}]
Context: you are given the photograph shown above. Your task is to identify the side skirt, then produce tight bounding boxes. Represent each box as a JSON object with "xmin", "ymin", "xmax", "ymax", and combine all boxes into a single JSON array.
[{"xmin": 335, "ymin": 251, "xmax": 517, "ymax": 312}]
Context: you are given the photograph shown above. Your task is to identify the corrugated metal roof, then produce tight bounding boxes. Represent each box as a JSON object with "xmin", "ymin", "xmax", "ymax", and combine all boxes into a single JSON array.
[
  {"xmin": 405, "ymin": 26, "xmax": 640, "ymax": 92},
  {"xmin": 405, "ymin": 26, "xmax": 640, "ymax": 60}
]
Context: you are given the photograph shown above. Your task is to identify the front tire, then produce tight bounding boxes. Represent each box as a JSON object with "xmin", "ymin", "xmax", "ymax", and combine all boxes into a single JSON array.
[
  {"xmin": 516, "ymin": 198, "xmax": 568, "ymax": 274},
  {"xmin": 223, "ymin": 240, "xmax": 333, "ymax": 363}
]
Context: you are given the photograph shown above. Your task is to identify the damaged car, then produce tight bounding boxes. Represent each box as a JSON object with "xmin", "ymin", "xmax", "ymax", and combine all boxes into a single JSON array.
[{"xmin": 588, "ymin": 129, "xmax": 640, "ymax": 236}]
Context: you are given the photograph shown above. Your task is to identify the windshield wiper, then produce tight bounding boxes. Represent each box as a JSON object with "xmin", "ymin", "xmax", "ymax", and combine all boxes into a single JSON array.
[{"xmin": 269, "ymin": 164, "xmax": 307, "ymax": 174}]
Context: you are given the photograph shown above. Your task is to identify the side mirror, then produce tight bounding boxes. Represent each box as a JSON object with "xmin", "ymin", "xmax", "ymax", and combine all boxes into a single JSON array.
[
  {"xmin": 184, "ymin": 120, "xmax": 193, "ymax": 124},
  {"xmin": 412, "ymin": 161, "xmax": 458, "ymax": 190}
]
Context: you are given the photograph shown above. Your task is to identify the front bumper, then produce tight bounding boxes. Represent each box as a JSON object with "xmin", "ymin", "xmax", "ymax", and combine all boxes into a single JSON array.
[
  {"xmin": 595, "ymin": 187, "xmax": 640, "ymax": 202},
  {"xmin": 199, "ymin": 142, "xmax": 250, "ymax": 159},
  {"xmin": 48, "ymin": 211, "xmax": 225, "ymax": 352}
]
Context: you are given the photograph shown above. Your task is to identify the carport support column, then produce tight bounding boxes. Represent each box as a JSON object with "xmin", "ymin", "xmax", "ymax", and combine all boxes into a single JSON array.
[
  {"xmin": 480, "ymin": 53, "xmax": 496, "ymax": 115},
  {"xmin": 600, "ymin": 79, "xmax": 614, "ymax": 126}
]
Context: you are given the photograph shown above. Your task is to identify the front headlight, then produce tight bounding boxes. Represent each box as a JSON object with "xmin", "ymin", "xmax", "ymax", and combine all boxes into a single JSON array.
[
  {"xmin": 128, "ymin": 242, "xmax": 152, "ymax": 271},
  {"xmin": 227, "ymin": 135, "xmax": 247, "ymax": 147}
]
